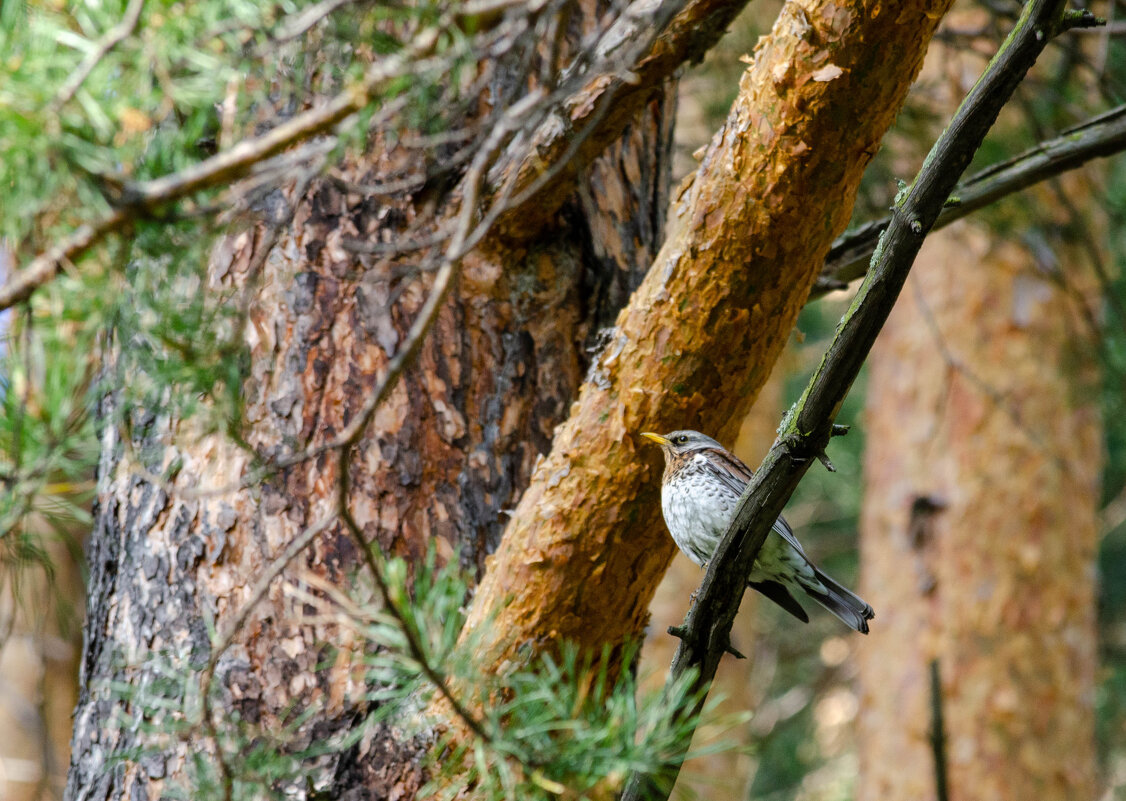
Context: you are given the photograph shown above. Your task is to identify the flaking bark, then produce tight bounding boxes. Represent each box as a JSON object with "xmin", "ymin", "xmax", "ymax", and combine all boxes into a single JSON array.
[{"xmin": 66, "ymin": 0, "xmax": 778, "ymax": 794}]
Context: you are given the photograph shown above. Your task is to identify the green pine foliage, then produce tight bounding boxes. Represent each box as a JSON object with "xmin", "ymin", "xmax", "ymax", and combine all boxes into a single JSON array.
[
  {"xmin": 7, "ymin": 0, "xmax": 1126, "ymax": 798},
  {"xmin": 0, "ymin": 0, "xmax": 484, "ymax": 534},
  {"xmin": 106, "ymin": 547, "xmax": 730, "ymax": 801},
  {"xmin": 0, "ymin": 0, "xmax": 454, "ymax": 247},
  {"xmin": 0, "ymin": 2, "xmax": 741, "ymax": 796},
  {"xmin": 0, "ymin": 281, "xmax": 98, "ymax": 626}
]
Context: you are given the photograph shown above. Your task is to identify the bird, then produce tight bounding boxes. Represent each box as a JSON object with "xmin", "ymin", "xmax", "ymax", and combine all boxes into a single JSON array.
[{"xmin": 641, "ymin": 430, "xmax": 874, "ymax": 634}]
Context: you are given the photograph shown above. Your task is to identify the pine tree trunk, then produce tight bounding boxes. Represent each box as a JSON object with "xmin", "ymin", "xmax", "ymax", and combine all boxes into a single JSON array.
[
  {"xmin": 65, "ymin": 76, "xmax": 679, "ymax": 801},
  {"xmin": 856, "ymin": 220, "xmax": 1101, "ymax": 801}
]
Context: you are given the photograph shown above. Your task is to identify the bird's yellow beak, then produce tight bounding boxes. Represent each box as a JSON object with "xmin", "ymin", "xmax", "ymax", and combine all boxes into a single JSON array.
[{"xmin": 641, "ymin": 432, "xmax": 670, "ymax": 446}]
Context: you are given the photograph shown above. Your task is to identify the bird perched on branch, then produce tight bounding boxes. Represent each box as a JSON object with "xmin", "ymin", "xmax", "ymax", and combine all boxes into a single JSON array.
[{"xmin": 642, "ymin": 430, "xmax": 874, "ymax": 634}]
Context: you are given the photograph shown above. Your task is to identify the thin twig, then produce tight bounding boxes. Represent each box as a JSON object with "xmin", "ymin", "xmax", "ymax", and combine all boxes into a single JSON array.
[
  {"xmin": 337, "ymin": 448, "xmax": 493, "ymax": 744},
  {"xmin": 6, "ymin": 0, "xmax": 738, "ymax": 312},
  {"xmin": 327, "ymin": 169, "xmax": 428, "ymax": 198},
  {"xmin": 930, "ymin": 659, "xmax": 950, "ymax": 801},
  {"xmin": 194, "ymin": 510, "xmax": 335, "ymax": 801},
  {"xmin": 77, "ymin": 86, "xmax": 551, "ymax": 506},
  {"xmin": 51, "ymin": 0, "xmax": 146, "ymax": 111},
  {"xmin": 815, "ymin": 100, "xmax": 1126, "ymax": 297},
  {"xmin": 180, "ymin": 89, "xmax": 550, "ymax": 746},
  {"xmin": 0, "ymin": 26, "xmax": 442, "ymax": 312},
  {"xmin": 207, "ymin": 515, "xmax": 335, "ymax": 662},
  {"xmin": 325, "ymin": 139, "xmax": 475, "ymax": 198},
  {"xmin": 318, "ymin": 92, "xmax": 554, "ymax": 749},
  {"xmin": 267, "ymin": 88, "xmax": 545, "ymax": 466},
  {"xmin": 124, "ymin": 32, "xmax": 440, "ymax": 204},
  {"xmin": 1100, "ymin": 481, "xmax": 1126, "ymax": 537},
  {"xmin": 272, "ymin": 0, "xmax": 356, "ymax": 42},
  {"xmin": 0, "ymin": 210, "xmax": 129, "ymax": 311},
  {"xmin": 339, "ymin": 226, "xmax": 453, "ymax": 255}
]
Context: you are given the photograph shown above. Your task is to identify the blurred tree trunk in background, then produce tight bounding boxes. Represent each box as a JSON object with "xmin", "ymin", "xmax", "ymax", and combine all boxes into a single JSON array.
[
  {"xmin": 856, "ymin": 213, "xmax": 1102, "ymax": 801},
  {"xmin": 0, "ymin": 521, "xmax": 83, "ymax": 801}
]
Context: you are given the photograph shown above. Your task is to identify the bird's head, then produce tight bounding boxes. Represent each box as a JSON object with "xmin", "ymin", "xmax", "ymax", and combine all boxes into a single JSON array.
[{"xmin": 640, "ymin": 430, "xmax": 724, "ymax": 461}]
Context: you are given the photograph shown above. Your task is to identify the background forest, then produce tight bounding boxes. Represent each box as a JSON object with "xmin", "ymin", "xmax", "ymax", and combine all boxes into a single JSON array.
[{"xmin": 1, "ymin": 0, "xmax": 1125, "ymax": 800}]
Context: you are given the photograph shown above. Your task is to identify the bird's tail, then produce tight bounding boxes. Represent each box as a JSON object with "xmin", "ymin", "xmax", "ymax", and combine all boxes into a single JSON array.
[{"xmin": 802, "ymin": 568, "xmax": 875, "ymax": 634}]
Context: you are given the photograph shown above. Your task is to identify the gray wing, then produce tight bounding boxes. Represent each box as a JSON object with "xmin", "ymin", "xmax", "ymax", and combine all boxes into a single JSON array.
[{"xmin": 701, "ymin": 446, "xmax": 810, "ymax": 558}]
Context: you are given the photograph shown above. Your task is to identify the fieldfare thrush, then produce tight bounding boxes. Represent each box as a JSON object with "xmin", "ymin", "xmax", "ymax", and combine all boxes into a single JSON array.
[{"xmin": 642, "ymin": 430, "xmax": 874, "ymax": 634}]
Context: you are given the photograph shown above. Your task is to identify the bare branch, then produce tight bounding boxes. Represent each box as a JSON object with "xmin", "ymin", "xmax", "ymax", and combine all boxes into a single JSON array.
[
  {"xmin": 0, "ymin": 211, "xmax": 129, "ymax": 311},
  {"xmin": 50, "ymin": 0, "xmax": 146, "ymax": 111},
  {"xmin": 125, "ymin": 32, "xmax": 437, "ymax": 204},
  {"xmin": 63, "ymin": 77, "xmax": 561, "ymax": 506},
  {"xmin": 815, "ymin": 102, "xmax": 1126, "ymax": 297},
  {"xmin": 249, "ymin": 87, "xmax": 546, "ymax": 484},
  {"xmin": 315, "ymin": 90, "xmax": 558, "ymax": 752},
  {"xmin": 8, "ymin": 0, "xmax": 747, "ymax": 311},
  {"xmin": 453, "ymin": 1, "xmax": 955, "ymax": 766},
  {"xmin": 0, "ymin": 26, "xmax": 440, "ymax": 312}
]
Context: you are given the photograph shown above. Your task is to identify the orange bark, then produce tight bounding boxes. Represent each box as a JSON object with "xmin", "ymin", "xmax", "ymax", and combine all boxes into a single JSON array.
[
  {"xmin": 856, "ymin": 222, "xmax": 1101, "ymax": 801},
  {"xmin": 493, "ymin": 0, "xmax": 753, "ymax": 237},
  {"xmin": 460, "ymin": 0, "xmax": 954, "ymax": 677}
]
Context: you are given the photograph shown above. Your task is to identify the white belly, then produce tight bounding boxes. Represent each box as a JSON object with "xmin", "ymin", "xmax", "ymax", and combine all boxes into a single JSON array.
[
  {"xmin": 660, "ymin": 463, "xmax": 813, "ymax": 587},
  {"xmin": 659, "ymin": 464, "xmax": 739, "ymax": 566}
]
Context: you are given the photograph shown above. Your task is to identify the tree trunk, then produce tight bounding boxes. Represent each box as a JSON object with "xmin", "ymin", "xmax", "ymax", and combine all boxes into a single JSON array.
[
  {"xmin": 856, "ymin": 219, "xmax": 1101, "ymax": 801},
  {"xmin": 65, "ymin": 57, "xmax": 681, "ymax": 801}
]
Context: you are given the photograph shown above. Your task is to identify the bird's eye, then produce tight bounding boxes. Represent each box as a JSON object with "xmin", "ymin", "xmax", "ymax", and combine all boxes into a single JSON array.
[{"xmin": 674, "ymin": 435, "xmax": 688, "ymax": 444}]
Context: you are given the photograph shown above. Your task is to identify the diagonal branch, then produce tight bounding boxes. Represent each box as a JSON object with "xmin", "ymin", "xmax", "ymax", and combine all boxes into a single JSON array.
[
  {"xmin": 486, "ymin": 0, "xmax": 751, "ymax": 238},
  {"xmin": 50, "ymin": 0, "xmax": 146, "ymax": 112},
  {"xmin": 450, "ymin": 0, "xmax": 956, "ymax": 767},
  {"xmin": 196, "ymin": 513, "xmax": 336, "ymax": 801},
  {"xmin": 4, "ymin": 0, "xmax": 748, "ymax": 310},
  {"xmin": 0, "ymin": 25, "xmax": 442, "ymax": 312},
  {"xmin": 622, "ymin": 3, "xmax": 1101, "ymax": 799},
  {"xmin": 815, "ymin": 100, "xmax": 1126, "ymax": 297}
]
